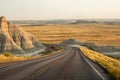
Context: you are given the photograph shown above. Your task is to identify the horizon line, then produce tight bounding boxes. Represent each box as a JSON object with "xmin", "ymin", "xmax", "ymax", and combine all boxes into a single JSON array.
[{"xmin": 8, "ymin": 18, "xmax": 120, "ymax": 21}]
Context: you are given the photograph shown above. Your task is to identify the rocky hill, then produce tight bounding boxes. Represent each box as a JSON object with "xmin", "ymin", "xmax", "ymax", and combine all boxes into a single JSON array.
[
  {"xmin": 61, "ymin": 38, "xmax": 82, "ymax": 45},
  {"xmin": 0, "ymin": 16, "xmax": 46, "ymax": 55}
]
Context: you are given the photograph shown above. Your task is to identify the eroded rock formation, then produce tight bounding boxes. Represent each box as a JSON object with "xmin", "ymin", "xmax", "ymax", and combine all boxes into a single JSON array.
[{"xmin": 0, "ymin": 16, "xmax": 45, "ymax": 54}]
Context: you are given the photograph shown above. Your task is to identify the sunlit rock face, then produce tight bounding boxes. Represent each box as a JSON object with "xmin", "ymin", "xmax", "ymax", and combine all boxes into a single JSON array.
[{"xmin": 0, "ymin": 16, "xmax": 46, "ymax": 54}]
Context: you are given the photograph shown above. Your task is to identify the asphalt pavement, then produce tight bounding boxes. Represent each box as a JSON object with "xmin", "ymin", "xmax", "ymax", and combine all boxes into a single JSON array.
[{"xmin": 0, "ymin": 47, "xmax": 111, "ymax": 80}]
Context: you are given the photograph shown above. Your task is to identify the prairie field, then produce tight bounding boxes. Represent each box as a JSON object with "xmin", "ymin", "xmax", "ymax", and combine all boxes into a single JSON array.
[
  {"xmin": 22, "ymin": 23, "xmax": 120, "ymax": 48},
  {"xmin": 0, "ymin": 49, "xmax": 63, "ymax": 63}
]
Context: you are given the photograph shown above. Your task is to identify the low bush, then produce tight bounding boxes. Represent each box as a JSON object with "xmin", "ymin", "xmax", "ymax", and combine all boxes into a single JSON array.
[{"xmin": 4, "ymin": 52, "xmax": 13, "ymax": 57}]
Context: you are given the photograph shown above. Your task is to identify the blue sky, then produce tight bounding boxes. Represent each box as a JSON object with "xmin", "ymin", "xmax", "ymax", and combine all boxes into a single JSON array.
[{"xmin": 0, "ymin": 0, "xmax": 120, "ymax": 20}]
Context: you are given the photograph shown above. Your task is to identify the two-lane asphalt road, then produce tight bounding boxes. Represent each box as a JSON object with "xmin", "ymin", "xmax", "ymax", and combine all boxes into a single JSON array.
[{"xmin": 0, "ymin": 47, "xmax": 111, "ymax": 80}]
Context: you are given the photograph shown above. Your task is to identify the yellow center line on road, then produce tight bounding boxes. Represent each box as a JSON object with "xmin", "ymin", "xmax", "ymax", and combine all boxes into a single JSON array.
[
  {"xmin": 28, "ymin": 66, "xmax": 49, "ymax": 80},
  {"xmin": 24, "ymin": 50, "xmax": 72, "ymax": 80},
  {"xmin": 25, "ymin": 58, "xmax": 63, "ymax": 80},
  {"xmin": 25, "ymin": 48, "xmax": 73, "ymax": 80}
]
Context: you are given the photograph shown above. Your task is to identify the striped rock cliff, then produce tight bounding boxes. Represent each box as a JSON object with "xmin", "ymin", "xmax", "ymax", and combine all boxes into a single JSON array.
[{"xmin": 0, "ymin": 16, "xmax": 46, "ymax": 55}]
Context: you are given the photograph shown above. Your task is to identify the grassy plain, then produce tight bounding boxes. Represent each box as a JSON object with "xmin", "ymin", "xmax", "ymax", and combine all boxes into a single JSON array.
[
  {"xmin": 22, "ymin": 23, "xmax": 120, "ymax": 48},
  {"xmin": 80, "ymin": 48, "xmax": 120, "ymax": 80},
  {"xmin": 22, "ymin": 23, "xmax": 120, "ymax": 80},
  {"xmin": 0, "ymin": 49, "xmax": 63, "ymax": 63},
  {"xmin": 1, "ymin": 23, "xmax": 120, "ymax": 79},
  {"xmin": 0, "ymin": 54, "xmax": 35, "ymax": 63}
]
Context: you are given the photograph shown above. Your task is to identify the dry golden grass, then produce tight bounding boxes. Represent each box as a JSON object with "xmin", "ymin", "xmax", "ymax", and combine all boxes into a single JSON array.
[
  {"xmin": 0, "ymin": 54, "xmax": 33, "ymax": 63},
  {"xmin": 22, "ymin": 23, "xmax": 120, "ymax": 48},
  {"xmin": 80, "ymin": 48, "xmax": 120, "ymax": 80},
  {"xmin": 0, "ymin": 49, "xmax": 63, "ymax": 63}
]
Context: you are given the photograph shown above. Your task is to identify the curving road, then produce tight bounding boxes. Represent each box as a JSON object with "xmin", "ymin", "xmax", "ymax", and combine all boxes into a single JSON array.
[{"xmin": 0, "ymin": 47, "xmax": 111, "ymax": 80}]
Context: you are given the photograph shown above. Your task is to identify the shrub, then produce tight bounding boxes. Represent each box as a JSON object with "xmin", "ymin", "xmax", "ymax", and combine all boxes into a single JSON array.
[
  {"xmin": 4, "ymin": 52, "xmax": 13, "ymax": 57},
  {"xmin": 55, "ymin": 46, "xmax": 64, "ymax": 51}
]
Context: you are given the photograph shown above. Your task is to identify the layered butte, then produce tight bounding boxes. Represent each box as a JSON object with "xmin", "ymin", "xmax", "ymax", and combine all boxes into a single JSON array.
[{"xmin": 0, "ymin": 16, "xmax": 46, "ymax": 54}]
